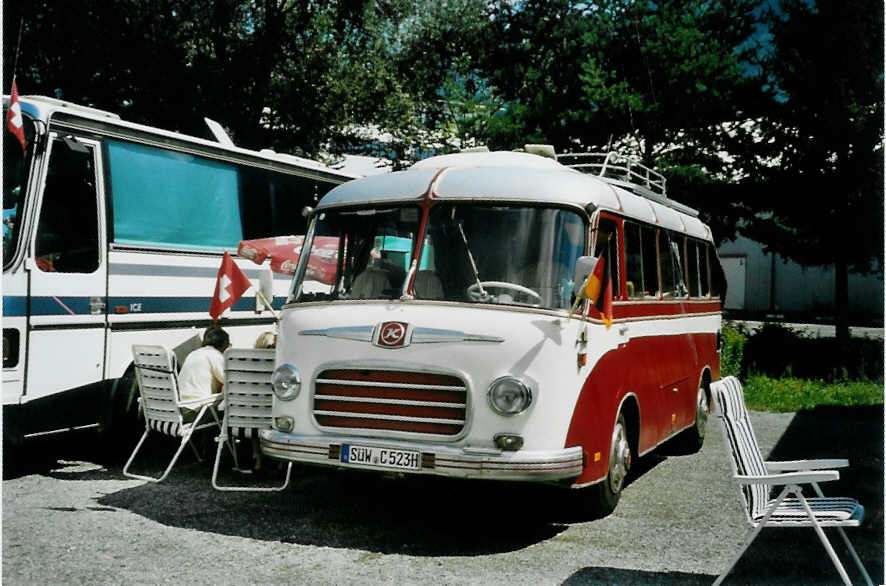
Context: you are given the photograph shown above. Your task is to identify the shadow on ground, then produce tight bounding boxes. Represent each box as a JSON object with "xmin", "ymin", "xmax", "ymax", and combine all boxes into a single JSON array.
[
  {"xmin": 97, "ymin": 459, "xmax": 571, "ymax": 555},
  {"xmin": 711, "ymin": 404, "xmax": 883, "ymax": 585},
  {"xmin": 6, "ymin": 421, "xmax": 676, "ymax": 557},
  {"xmin": 564, "ymin": 567, "xmax": 716, "ymax": 585}
]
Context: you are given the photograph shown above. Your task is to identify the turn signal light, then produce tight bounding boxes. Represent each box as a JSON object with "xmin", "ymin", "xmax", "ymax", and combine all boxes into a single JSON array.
[
  {"xmin": 274, "ymin": 416, "xmax": 294, "ymax": 432},
  {"xmin": 494, "ymin": 433, "xmax": 524, "ymax": 451}
]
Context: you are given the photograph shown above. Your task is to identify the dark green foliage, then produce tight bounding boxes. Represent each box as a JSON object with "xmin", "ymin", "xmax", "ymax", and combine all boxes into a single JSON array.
[
  {"xmin": 740, "ymin": 0, "xmax": 884, "ymax": 343},
  {"xmin": 743, "ymin": 323, "xmax": 884, "ymax": 382},
  {"xmin": 722, "ymin": 322, "xmax": 884, "ymax": 383},
  {"xmin": 721, "ymin": 322, "xmax": 883, "ymax": 412},
  {"xmin": 719, "ymin": 322, "xmax": 748, "ymax": 379},
  {"xmin": 3, "ymin": 0, "xmax": 882, "ymax": 306}
]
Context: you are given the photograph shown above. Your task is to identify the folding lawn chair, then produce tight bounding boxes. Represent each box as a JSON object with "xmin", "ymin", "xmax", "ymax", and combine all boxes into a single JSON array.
[
  {"xmin": 123, "ymin": 344, "xmax": 225, "ymax": 482},
  {"xmin": 211, "ymin": 347, "xmax": 292, "ymax": 491},
  {"xmin": 711, "ymin": 376, "xmax": 873, "ymax": 586}
]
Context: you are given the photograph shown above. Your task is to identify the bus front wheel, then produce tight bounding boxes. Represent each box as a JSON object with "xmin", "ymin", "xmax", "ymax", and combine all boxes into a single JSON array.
[{"xmin": 592, "ymin": 414, "xmax": 631, "ymax": 515}]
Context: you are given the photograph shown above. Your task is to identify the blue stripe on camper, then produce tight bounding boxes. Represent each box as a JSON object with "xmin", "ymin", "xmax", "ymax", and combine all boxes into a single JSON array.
[
  {"xmin": 1, "ymin": 295, "xmax": 286, "ymax": 317},
  {"xmin": 3, "ymin": 296, "xmax": 27, "ymax": 317}
]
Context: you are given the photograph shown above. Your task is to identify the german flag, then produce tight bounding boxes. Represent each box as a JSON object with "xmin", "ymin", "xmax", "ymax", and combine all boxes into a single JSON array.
[
  {"xmin": 582, "ymin": 255, "xmax": 613, "ymax": 329},
  {"xmin": 570, "ymin": 255, "xmax": 613, "ymax": 329}
]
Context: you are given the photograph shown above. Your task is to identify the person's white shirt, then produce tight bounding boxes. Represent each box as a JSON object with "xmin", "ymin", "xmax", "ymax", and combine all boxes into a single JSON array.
[{"xmin": 178, "ymin": 345, "xmax": 225, "ymax": 402}]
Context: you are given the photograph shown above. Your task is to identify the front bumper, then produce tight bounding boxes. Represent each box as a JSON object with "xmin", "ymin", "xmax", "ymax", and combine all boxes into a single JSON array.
[{"xmin": 259, "ymin": 430, "xmax": 584, "ymax": 483}]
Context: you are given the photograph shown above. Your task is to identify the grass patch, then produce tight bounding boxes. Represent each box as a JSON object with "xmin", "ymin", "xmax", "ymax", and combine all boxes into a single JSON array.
[
  {"xmin": 743, "ymin": 375, "xmax": 884, "ymax": 412},
  {"xmin": 719, "ymin": 321, "xmax": 884, "ymax": 412}
]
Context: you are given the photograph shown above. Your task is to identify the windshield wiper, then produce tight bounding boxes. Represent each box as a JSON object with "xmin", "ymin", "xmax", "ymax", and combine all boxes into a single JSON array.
[{"xmin": 457, "ymin": 222, "xmax": 486, "ymax": 299}]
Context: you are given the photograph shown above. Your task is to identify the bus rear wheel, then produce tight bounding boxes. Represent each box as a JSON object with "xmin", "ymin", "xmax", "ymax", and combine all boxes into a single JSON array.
[
  {"xmin": 592, "ymin": 414, "xmax": 632, "ymax": 516},
  {"xmin": 678, "ymin": 383, "xmax": 709, "ymax": 454}
]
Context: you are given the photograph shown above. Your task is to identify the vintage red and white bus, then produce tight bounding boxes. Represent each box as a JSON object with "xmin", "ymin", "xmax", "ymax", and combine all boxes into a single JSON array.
[{"xmin": 261, "ymin": 148, "xmax": 725, "ymax": 513}]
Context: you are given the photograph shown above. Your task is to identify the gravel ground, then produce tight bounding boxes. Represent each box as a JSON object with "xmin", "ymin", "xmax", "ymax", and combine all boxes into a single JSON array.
[{"xmin": 3, "ymin": 406, "xmax": 883, "ymax": 585}]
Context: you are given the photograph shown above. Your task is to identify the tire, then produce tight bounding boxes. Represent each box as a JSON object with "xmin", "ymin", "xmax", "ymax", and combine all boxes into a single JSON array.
[
  {"xmin": 101, "ymin": 368, "xmax": 142, "ymax": 459},
  {"xmin": 591, "ymin": 413, "xmax": 632, "ymax": 516},
  {"xmin": 679, "ymin": 383, "xmax": 710, "ymax": 454}
]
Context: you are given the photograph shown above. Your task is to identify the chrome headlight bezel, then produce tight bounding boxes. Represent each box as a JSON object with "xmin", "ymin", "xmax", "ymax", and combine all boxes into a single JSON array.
[
  {"xmin": 271, "ymin": 363, "xmax": 301, "ymax": 401},
  {"xmin": 487, "ymin": 376, "xmax": 533, "ymax": 416}
]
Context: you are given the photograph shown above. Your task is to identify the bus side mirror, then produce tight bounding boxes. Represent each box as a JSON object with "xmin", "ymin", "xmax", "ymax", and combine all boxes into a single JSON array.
[
  {"xmin": 572, "ymin": 256, "xmax": 599, "ymax": 297},
  {"xmin": 256, "ymin": 267, "xmax": 274, "ymax": 314}
]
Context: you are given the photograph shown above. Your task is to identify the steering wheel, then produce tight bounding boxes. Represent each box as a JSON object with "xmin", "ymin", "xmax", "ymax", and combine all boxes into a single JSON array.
[{"xmin": 466, "ymin": 281, "xmax": 541, "ymax": 304}]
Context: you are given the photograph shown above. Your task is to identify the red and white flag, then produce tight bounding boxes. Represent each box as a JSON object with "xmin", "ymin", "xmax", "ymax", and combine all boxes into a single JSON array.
[
  {"xmin": 209, "ymin": 251, "xmax": 251, "ymax": 322},
  {"xmin": 7, "ymin": 78, "xmax": 26, "ymax": 151}
]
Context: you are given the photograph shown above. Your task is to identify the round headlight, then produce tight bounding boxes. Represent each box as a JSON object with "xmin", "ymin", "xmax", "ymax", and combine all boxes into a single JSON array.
[
  {"xmin": 487, "ymin": 376, "xmax": 532, "ymax": 416},
  {"xmin": 271, "ymin": 363, "xmax": 301, "ymax": 400}
]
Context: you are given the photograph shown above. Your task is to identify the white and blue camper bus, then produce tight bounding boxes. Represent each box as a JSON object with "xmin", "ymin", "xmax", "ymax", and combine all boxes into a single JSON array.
[{"xmin": 2, "ymin": 95, "xmax": 356, "ymax": 446}]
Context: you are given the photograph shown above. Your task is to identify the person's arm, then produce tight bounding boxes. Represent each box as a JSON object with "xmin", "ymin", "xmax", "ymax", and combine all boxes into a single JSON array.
[{"xmin": 209, "ymin": 349, "xmax": 226, "ymax": 394}]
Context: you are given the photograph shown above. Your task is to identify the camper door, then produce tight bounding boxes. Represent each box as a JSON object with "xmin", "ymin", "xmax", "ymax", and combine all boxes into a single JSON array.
[{"xmin": 26, "ymin": 134, "xmax": 108, "ymax": 403}]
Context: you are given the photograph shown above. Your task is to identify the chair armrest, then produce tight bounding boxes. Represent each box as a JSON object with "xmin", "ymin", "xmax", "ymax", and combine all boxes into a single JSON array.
[
  {"xmin": 735, "ymin": 470, "xmax": 839, "ymax": 485},
  {"xmin": 765, "ymin": 459, "xmax": 849, "ymax": 473}
]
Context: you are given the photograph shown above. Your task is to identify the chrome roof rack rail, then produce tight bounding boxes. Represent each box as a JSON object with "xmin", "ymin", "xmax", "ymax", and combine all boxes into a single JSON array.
[{"xmin": 557, "ymin": 151, "xmax": 699, "ymax": 217}]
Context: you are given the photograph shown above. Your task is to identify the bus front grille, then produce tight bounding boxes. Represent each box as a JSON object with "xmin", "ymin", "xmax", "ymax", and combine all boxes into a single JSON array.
[{"xmin": 312, "ymin": 369, "xmax": 467, "ymax": 436}]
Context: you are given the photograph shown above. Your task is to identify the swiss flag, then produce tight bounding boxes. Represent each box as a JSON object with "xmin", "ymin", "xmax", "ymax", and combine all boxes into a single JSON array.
[
  {"xmin": 7, "ymin": 78, "xmax": 26, "ymax": 151},
  {"xmin": 209, "ymin": 251, "xmax": 252, "ymax": 322}
]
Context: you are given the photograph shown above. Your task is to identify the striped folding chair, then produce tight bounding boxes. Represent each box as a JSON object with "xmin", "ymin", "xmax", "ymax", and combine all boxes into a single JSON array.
[
  {"xmin": 123, "ymin": 345, "xmax": 226, "ymax": 483},
  {"xmin": 711, "ymin": 376, "xmax": 872, "ymax": 586},
  {"xmin": 211, "ymin": 347, "xmax": 292, "ymax": 491}
]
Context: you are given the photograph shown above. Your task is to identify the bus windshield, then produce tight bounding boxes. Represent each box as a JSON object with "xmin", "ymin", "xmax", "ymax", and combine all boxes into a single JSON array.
[
  {"xmin": 424, "ymin": 204, "xmax": 586, "ymax": 309},
  {"xmin": 295, "ymin": 203, "xmax": 586, "ymax": 310},
  {"xmin": 3, "ymin": 113, "xmax": 36, "ymax": 268},
  {"xmin": 296, "ymin": 206, "xmax": 422, "ymax": 302}
]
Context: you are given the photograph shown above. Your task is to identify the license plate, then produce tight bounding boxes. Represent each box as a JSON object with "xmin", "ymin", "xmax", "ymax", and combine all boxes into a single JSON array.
[{"xmin": 340, "ymin": 444, "xmax": 421, "ymax": 471}]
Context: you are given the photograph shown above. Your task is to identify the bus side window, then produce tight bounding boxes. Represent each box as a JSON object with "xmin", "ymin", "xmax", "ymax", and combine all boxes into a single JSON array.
[
  {"xmin": 709, "ymin": 245, "xmax": 726, "ymax": 298},
  {"xmin": 700, "ymin": 242, "xmax": 711, "ymax": 296},
  {"xmin": 659, "ymin": 231, "xmax": 678, "ymax": 298},
  {"xmin": 639, "ymin": 224, "xmax": 658, "ymax": 298},
  {"xmin": 624, "ymin": 221, "xmax": 645, "ymax": 299},
  {"xmin": 593, "ymin": 217, "xmax": 621, "ymax": 299},
  {"xmin": 34, "ymin": 138, "xmax": 100, "ymax": 273},
  {"xmin": 686, "ymin": 239, "xmax": 702, "ymax": 297},
  {"xmin": 667, "ymin": 231, "xmax": 688, "ymax": 297}
]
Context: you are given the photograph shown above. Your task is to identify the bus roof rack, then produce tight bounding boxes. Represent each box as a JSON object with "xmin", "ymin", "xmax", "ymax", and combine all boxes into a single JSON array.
[{"xmin": 557, "ymin": 151, "xmax": 698, "ymax": 217}]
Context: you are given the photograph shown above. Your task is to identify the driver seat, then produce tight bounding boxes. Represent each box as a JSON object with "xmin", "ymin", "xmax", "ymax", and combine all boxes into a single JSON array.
[
  {"xmin": 350, "ymin": 265, "xmax": 391, "ymax": 299},
  {"xmin": 414, "ymin": 270, "xmax": 444, "ymax": 300}
]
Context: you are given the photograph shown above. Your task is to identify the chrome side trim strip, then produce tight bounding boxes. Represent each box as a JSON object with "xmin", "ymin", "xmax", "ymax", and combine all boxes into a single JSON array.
[{"xmin": 299, "ymin": 325, "xmax": 374, "ymax": 341}]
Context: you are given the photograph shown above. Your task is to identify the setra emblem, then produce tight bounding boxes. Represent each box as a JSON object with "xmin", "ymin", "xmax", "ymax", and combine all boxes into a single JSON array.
[{"xmin": 375, "ymin": 321, "xmax": 410, "ymax": 348}]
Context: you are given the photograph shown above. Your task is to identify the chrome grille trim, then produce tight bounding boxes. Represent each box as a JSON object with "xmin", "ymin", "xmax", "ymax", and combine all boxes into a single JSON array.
[
  {"xmin": 312, "ymin": 367, "xmax": 469, "ymax": 437},
  {"xmin": 314, "ymin": 410, "xmax": 465, "ymax": 425},
  {"xmin": 315, "ymin": 378, "xmax": 466, "ymax": 392},
  {"xmin": 314, "ymin": 394, "xmax": 466, "ymax": 408}
]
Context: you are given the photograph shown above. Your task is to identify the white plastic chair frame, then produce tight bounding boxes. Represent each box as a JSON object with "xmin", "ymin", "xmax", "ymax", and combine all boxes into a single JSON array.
[
  {"xmin": 211, "ymin": 347, "xmax": 292, "ymax": 491},
  {"xmin": 711, "ymin": 376, "xmax": 873, "ymax": 586},
  {"xmin": 123, "ymin": 345, "xmax": 225, "ymax": 483}
]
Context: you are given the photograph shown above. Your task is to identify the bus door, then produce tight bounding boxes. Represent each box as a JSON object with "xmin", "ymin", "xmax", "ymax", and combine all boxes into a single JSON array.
[{"xmin": 24, "ymin": 134, "xmax": 108, "ymax": 429}]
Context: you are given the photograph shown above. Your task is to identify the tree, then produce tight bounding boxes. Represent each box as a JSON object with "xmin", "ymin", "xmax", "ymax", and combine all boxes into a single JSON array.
[
  {"xmin": 743, "ymin": 0, "xmax": 883, "ymax": 343},
  {"xmin": 2, "ymin": 1, "xmax": 419, "ymax": 156},
  {"xmin": 480, "ymin": 0, "xmax": 602, "ymax": 149}
]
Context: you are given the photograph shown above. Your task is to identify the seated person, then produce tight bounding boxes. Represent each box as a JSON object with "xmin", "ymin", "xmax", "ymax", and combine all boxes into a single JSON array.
[
  {"xmin": 178, "ymin": 326, "xmax": 230, "ymax": 403},
  {"xmin": 254, "ymin": 331, "xmax": 276, "ymax": 349}
]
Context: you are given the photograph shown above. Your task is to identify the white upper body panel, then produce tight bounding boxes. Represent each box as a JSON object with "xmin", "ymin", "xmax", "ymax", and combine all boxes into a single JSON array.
[
  {"xmin": 318, "ymin": 151, "xmax": 713, "ymax": 243},
  {"xmin": 14, "ymin": 95, "xmax": 358, "ymax": 182}
]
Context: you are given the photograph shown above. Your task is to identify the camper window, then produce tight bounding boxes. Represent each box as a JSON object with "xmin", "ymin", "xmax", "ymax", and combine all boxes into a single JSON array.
[{"xmin": 34, "ymin": 138, "xmax": 100, "ymax": 273}]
